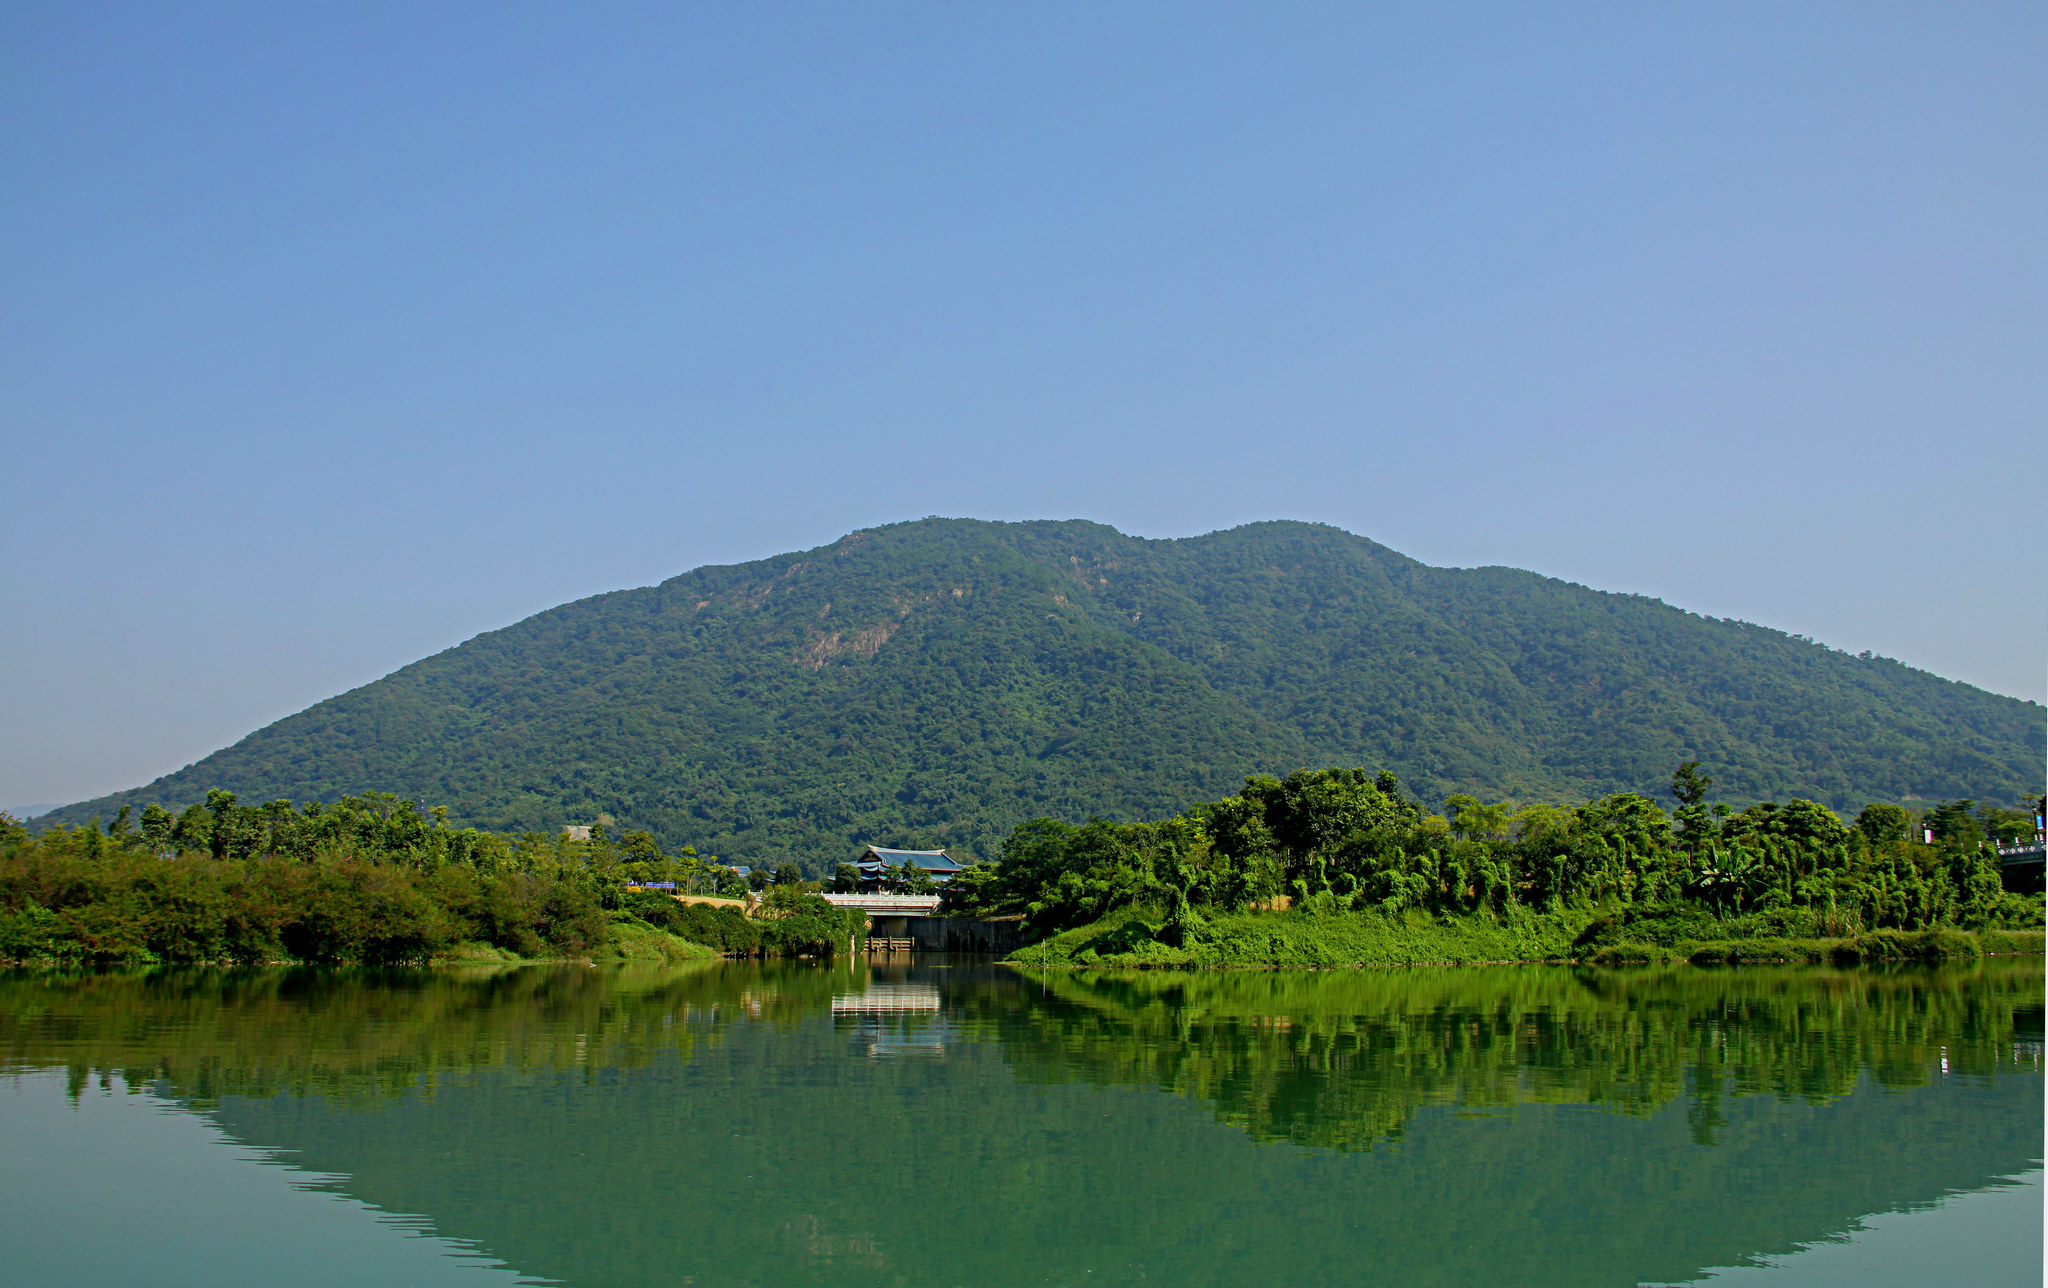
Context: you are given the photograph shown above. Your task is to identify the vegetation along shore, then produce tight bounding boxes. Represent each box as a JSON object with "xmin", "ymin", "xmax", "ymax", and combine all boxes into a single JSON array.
[
  {"xmin": 3, "ymin": 763, "xmax": 2039, "ymax": 969},
  {"xmin": 0, "ymin": 794, "xmax": 861, "ymax": 967},
  {"xmin": 946, "ymin": 764, "xmax": 2043, "ymax": 968}
]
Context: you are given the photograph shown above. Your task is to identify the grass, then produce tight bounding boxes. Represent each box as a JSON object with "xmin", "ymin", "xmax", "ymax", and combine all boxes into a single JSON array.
[
  {"xmin": 1588, "ymin": 926, "xmax": 2045, "ymax": 966},
  {"xmin": 1007, "ymin": 905, "xmax": 1593, "ymax": 968},
  {"xmin": 1006, "ymin": 906, "xmax": 2046, "ymax": 970},
  {"xmin": 434, "ymin": 940, "xmax": 532, "ymax": 964},
  {"xmin": 431, "ymin": 915, "xmax": 723, "ymax": 966},
  {"xmin": 593, "ymin": 914, "xmax": 724, "ymax": 964}
]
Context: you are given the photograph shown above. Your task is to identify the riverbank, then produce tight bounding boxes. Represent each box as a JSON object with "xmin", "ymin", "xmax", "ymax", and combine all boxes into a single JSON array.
[
  {"xmin": 1003, "ymin": 905, "xmax": 2046, "ymax": 968},
  {"xmin": 0, "ymin": 847, "xmax": 864, "ymax": 966},
  {"xmin": 1584, "ymin": 926, "xmax": 2044, "ymax": 965},
  {"xmin": 0, "ymin": 913, "xmax": 726, "ymax": 970},
  {"xmin": 433, "ymin": 911, "xmax": 723, "ymax": 967}
]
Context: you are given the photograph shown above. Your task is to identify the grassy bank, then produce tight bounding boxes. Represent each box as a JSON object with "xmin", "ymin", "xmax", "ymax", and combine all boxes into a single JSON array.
[
  {"xmin": 433, "ymin": 914, "xmax": 725, "ymax": 966},
  {"xmin": 1006, "ymin": 905, "xmax": 2045, "ymax": 969},
  {"xmin": 1585, "ymin": 927, "xmax": 2045, "ymax": 966},
  {"xmin": 597, "ymin": 914, "xmax": 727, "ymax": 964},
  {"xmin": 1008, "ymin": 906, "xmax": 1589, "ymax": 968}
]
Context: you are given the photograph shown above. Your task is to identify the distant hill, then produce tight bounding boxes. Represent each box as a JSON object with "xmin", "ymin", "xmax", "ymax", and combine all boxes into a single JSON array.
[{"xmin": 39, "ymin": 519, "xmax": 2043, "ymax": 868}]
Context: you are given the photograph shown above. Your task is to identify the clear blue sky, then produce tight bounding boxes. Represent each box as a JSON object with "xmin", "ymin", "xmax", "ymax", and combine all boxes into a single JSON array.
[{"xmin": 3, "ymin": 2, "xmax": 2042, "ymax": 811}]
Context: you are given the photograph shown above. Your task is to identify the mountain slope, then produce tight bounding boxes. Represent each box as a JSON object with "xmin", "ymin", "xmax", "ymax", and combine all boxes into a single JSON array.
[{"xmin": 41, "ymin": 519, "xmax": 2042, "ymax": 867}]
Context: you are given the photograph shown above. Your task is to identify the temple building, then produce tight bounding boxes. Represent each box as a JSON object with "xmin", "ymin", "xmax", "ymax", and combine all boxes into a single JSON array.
[{"xmin": 853, "ymin": 846, "xmax": 963, "ymax": 889}]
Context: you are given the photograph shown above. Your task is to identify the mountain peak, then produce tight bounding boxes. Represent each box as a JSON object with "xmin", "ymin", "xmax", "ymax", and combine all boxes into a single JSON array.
[{"xmin": 41, "ymin": 519, "xmax": 2041, "ymax": 867}]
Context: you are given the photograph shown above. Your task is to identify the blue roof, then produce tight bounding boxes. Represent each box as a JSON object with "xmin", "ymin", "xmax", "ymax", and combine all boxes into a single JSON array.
[{"xmin": 859, "ymin": 846, "xmax": 963, "ymax": 872}]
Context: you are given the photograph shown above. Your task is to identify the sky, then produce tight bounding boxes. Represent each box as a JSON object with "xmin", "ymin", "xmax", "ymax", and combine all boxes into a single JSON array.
[{"xmin": 2, "ymin": 2, "xmax": 2042, "ymax": 811}]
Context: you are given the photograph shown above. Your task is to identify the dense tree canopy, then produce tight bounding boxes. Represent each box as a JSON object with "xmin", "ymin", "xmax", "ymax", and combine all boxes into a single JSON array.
[
  {"xmin": 38, "ymin": 519, "xmax": 2044, "ymax": 871},
  {"xmin": 0, "ymin": 797, "xmax": 861, "ymax": 965},
  {"xmin": 943, "ymin": 767, "xmax": 2043, "ymax": 945}
]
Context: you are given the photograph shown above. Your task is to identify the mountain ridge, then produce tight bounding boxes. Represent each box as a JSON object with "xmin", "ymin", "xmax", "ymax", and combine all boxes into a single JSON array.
[{"xmin": 39, "ymin": 518, "xmax": 2042, "ymax": 868}]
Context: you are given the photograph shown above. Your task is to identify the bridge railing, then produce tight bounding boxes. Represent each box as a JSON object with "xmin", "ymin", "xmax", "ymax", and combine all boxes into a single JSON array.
[{"xmin": 821, "ymin": 893, "xmax": 945, "ymax": 917}]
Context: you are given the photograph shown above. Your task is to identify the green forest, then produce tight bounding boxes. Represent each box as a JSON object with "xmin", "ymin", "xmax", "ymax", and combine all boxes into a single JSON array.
[
  {"xmin": 8, "ymin": 763, "xmax": 2039, "ymax": 968},
  {"xmin": 942, "ymin": 764, "xmax": 2045, "ymax": 966},
  {"xmin": 35, "ymin": 519, "xmax": 2044, "ymax": 871},
  {"xmin": 0, "ymin": 793, "xmax": 863, "ymax": 966}
]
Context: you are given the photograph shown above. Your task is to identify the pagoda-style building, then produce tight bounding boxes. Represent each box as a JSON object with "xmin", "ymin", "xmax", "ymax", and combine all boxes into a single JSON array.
[{"xmin": 852, "ymin": 846, "xmax": 963, "ymax": 889}]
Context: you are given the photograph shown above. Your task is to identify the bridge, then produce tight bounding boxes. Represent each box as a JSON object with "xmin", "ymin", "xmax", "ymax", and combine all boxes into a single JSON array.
[
  {"xmin": 821, "ymin": 894, "xmax": 945, "ymax": 918},
  {"xmin": 1995, "ymin": 841, "xmax": 2045, "ymax": 865},
  {"xmin": 820, "ymin": 893, "xmax": 1026, "ymax": 954},
  {"xmin": 1996, "ymin": 840, "xmax": 2045, "ymax": 895}
]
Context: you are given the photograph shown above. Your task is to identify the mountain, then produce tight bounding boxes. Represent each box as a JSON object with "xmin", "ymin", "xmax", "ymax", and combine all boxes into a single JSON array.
[{"xmin": 40, "ymin": 519, "xmax": 2043, "ymax": 868}]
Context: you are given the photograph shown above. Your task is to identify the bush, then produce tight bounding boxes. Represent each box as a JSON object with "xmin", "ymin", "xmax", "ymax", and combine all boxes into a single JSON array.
[
  {"xmin": 1980, "ymin": 928, "xmax": 2048, "ymax": 955},
  {"xmin": 756, "ymin": 890, "xmax": 866, "ymax": 957},
  {"xmin": 632, "ymin": 896, "xmax": 761, "ymax": 955},
  {"xmin": 600, "ymin": 913, "xmax": 722, "ymax": 963},
  {"xmin": 1833, "ymin": 928, "xmax": 1982, "ymax": 963},
  {"xmin": 616, "ymin": 889, "xmax": 866, "ymax": 958},
  {"xmin": 275, "ymin": 865, "xmax": 460, "ymax": 965},
  {"xmin": 1685, "ymin": 939, "xmax": 1827, "ymax": 965},
  {"xmin": 0, "ymin": 851, "xmax": 610, "ymax": 966},
  {"xmin": 1585, "ymin": 941, "xmax": 1671, "ymax": 966}
]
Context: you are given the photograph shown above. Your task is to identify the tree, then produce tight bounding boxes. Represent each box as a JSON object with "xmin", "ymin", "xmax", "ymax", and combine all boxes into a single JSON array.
[
  {"xmin": 140, "ymin": 804, "xmax": 176, "ymax": 858},
  {"xmin": 1576, "ymin": 793, "xmax": 1672, "ymax": 853},
  {"xmin": 993, "ymin": 817, "xmax": 1083, "ymax": 902},
  {"xmin": 1855, "ymin": 802, "xmax": 1910, "ymax": 845},
  {"xmin": 622, "ymin": 831, "xmax": 664, "ymax": 863},
  {"xmin": 1671, "ymin": 762, "xmax": 1715, "ymax": 853},
  {"xmin": 1975, "ymin": 804, "xmax": 2035, "ymax": 844},
  {"xmin": 258, "ymin": 799, "xmax": 296, "ymax": 858},
  {"xmin": 1250, "ymin": 769, "xmax": 1405, "ymax": 871},
  {"xmin": 1925, "ymin": 801, "xmax": 1982, "ymax": 849},
  {"xmin": 889, "ymin": 862, "xmax": 938, "ymax": 895},
  {"xmin": 1772, "ymin": 800, "xmax": 1848, "ymax": 851},
  {"xmin": 937, "ymin": 861, "xmax": 999, "ymax": 914},
  {"xmin": 1723, "ymin": 799, "xmax": 1845, "ymax": 853},
  {"xmin": 1445, "ymin": 795, "xmax": 1479, "ymax": 839},
  {"xmin": 773, "ymin": 861, "xmax": 804, "ymax": 888},
  {"xmin": 203, "ymin": 789, "xmax": 240, "ymax": 859},
  {"xmin": 1447, "ymin": 796, "xmax": 1510, "ymax": 841},
  {"xmin": 173, "ymin": 803, "xmax": 211, "ymax": 854}
]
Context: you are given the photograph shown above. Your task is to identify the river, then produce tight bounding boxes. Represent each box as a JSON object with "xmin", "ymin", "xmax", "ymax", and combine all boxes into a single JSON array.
[{"xmin": 1, "ymin": 958, "xmax": 2039, "ymax": 1287}]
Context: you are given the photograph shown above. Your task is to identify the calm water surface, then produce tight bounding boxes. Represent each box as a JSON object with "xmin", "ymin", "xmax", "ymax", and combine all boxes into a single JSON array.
[{"xmin": 1, "ymin": 959, "xmax": 2039, "ymax": 1287}]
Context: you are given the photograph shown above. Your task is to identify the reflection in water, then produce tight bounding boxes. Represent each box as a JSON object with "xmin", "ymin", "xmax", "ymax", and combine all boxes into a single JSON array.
[
  {"xmin": 832, "ymin": 983, "xmax": 942, "ymax": 1012},
  {"xmin": 1677, "ymin": 1172, "xmax": 2042, "ymax": 1287},
  {"xmin": 988, "ymin": 964, "xmax": 2045, "ymax": 1150},
  {"xmin": 1, "ymin": 958, "xmax": 2040, "ymax": 1288},
  {"xmin": 833, "ymin": 982, "xmax": 949, "ymax": 1057},
  {"xmin": 0, "ymin": 1072, "xmax": 539, "ymax": 1288}
]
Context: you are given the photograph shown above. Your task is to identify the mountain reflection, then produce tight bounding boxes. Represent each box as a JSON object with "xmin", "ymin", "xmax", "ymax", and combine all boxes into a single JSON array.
[{"xmin": 2, "ymin": 959, "xmax": 2040, "ymax": 1288}]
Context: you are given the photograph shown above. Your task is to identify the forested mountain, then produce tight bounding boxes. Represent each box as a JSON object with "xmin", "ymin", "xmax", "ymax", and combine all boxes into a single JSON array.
[{"xmin": 40, "ymin": 519, "xmax": 2042, "ymax": 869}]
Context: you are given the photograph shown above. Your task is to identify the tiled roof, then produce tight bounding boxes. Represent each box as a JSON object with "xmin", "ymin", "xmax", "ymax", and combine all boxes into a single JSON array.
[{"xmin": 859, "ymin": 846, "xmax": 964, "ymax": 871}]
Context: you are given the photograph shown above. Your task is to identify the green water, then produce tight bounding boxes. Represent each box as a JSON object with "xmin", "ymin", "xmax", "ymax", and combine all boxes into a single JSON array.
[{"xmin": 1, "ymin": 959, "xmax": 2040, "ymax": 1288}]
